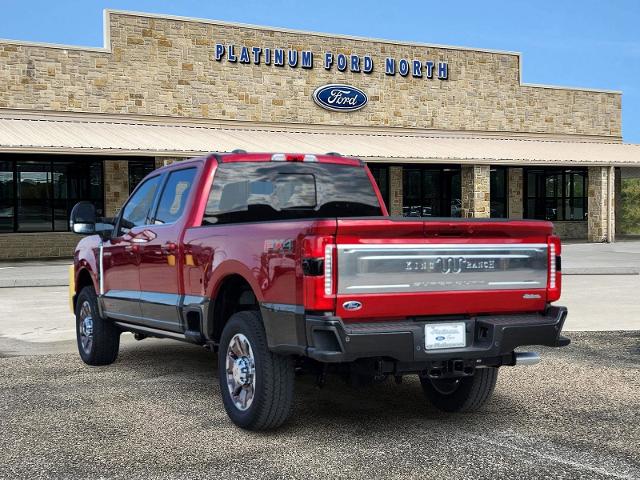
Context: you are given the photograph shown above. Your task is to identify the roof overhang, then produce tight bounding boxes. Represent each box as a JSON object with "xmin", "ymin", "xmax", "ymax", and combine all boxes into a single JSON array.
[{"xmin": 0, "ymin": 110, "xmax": 638, "ymax": 167}]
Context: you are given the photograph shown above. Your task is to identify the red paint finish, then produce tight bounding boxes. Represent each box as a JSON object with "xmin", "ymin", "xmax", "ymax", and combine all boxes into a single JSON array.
[{"xmin": 74, "ymin": 153, "xmax": 562, "ymax": 327}]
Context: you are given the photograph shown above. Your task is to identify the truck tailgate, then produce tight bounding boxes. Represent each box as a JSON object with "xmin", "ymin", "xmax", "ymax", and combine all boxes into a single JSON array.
[{"xmin": 334, "ymin": 218, "xmax": 553, "ymax": 320}]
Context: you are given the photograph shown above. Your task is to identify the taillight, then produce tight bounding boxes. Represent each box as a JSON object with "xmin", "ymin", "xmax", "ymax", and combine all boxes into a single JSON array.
[
  {"xmin": 324, "ymin": 244, "xmax": 334, "ymax": 295},
  {"xmin": 302, "ymin": 235, "xmax": 336, "ymax": 311},
  {"xmin": 547, "ymin": 235, "xmax": 562, "ymax": 302}
]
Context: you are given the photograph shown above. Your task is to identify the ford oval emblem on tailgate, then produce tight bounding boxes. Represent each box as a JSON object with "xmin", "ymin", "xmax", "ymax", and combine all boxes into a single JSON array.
[
  {"xmin": 313, "ymin": 84, "xmax": 368, "ymax": 112},
  {"xmin": 342, "ymin": 300, "xmax": 363, "ymax": 311}
]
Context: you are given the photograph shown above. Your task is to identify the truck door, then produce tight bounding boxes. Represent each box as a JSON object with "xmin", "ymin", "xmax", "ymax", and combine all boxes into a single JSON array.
[
  {"xmin": 101, "ymin": 174, "xmax": 162, "ymax": 321},
  {"xmin": 138, "ymin": 167, "xmax": 197, "ymax": 332}
]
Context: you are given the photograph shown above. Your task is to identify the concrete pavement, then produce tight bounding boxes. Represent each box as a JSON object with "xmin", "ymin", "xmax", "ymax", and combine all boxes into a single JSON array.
[{"xmin": 1, "ymin": 332, "xmax": 638, "ymax": 479}]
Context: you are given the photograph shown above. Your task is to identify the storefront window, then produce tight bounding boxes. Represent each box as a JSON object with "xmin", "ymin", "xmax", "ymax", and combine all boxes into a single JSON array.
[
  {"xmin": 0, "ymin": 155, "xmax": 105, "ymax": 233},
  {"xmin": 402, "ymin": 166, "xmax": 461, "ymax": 217},
  {"xmin": 490, "ymin": 167, "xmax": 508, "ymax": 218},
  {"xmin": 0, "ymin": 161, "xmax": 14, "ymax": 232},
  {"xmin": 128, "ymin": 159, "xmax": 156, "ymax": 194},
  {"xmin": 368, "ymin": 164, "xmax": 389, "ymax": 210},
  {"xmin": 524, "ymin": 168, "xmax": 587, "ymax": 221}
]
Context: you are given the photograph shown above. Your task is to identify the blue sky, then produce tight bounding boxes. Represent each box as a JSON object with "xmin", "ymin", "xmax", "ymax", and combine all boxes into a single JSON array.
[{"xmin": 1, "ymin": 0, "xmax": 638, "ymax": 142}]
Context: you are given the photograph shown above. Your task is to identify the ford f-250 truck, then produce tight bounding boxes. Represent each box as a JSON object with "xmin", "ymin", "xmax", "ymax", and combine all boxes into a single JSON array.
[{"xmin": 69, "ymin": 152, "xmax": 569, "ymax": 430}]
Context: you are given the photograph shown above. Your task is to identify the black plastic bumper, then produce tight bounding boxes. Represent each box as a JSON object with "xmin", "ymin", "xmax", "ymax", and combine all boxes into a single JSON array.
[{"xmin": 262, "ymin": 303, "xmax": 569, "ymax": 365}]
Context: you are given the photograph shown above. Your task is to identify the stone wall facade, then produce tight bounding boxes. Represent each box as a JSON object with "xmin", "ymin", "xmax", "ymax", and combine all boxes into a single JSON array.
[
  {"xmin": 0, "ymin": 11, "xmax": 621, "ymax": 138},
  {"xmin": 588, "ymin": 166, "xmax": 615, "ymax": 242},
  {"xmin": 0, "ymin": 232, "xmax": 79, "ymax": 260},
  {"xmin": 0, "ymin": 11, "xmax": 625, "ymax": 258},
  {"xmin": 104, "ymin": 160, "xmax": 129, "ymax": 216},
  {"xmin": 507, "ymin": 167, "xmax": 524, "ymax": 219},
  {"xmin": 553, "ymin": 221, "xmax": 588, "ymax": 240},
  {"xmin": 461, "ymin": 165, "xmax": 490, "ymax": 218},
  {"xmin": 388, "ymin": 166, "xmax": 403, "ymax": 216}
]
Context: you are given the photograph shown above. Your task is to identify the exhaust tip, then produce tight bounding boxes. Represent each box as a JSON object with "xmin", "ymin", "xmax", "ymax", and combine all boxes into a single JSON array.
[{"xmin": 515, "ymin": 351, "xmax": 541, "ymax": 366}]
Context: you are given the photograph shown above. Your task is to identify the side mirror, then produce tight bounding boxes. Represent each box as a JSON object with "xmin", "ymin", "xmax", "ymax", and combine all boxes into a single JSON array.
[{"xmin": 70, "ymin": 201, "xmax": 97, "ymax": 235}]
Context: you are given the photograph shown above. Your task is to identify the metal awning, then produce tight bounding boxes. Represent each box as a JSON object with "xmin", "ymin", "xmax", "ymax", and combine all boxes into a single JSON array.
[{"xmin": 0, "ymin": 113, "xmax": 639, "ymax": 166}]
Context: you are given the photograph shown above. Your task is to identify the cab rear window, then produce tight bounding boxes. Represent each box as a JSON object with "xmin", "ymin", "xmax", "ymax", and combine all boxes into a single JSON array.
[{"xmin": 203, "ymin": 162, "xmax": 381, "ymax": 224}]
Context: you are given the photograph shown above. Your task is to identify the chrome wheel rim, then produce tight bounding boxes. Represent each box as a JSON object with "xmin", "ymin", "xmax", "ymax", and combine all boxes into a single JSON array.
[
  {"xmin": 225, "ymin": 333, "xmax": 256, "ymax": 411},
  {"xmin": 78, "ymin": 300, "xmax": 94, "ymax": 354}
]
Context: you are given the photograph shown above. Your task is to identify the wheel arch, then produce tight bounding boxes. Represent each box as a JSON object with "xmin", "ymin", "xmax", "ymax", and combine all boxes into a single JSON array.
[
  {"xmin": 206, "ymin": 273, "xmax": 261, "ymax": 343},
  {"xmin": 74, "ymin": 267, "xmax": 97, "ymax": 312}
]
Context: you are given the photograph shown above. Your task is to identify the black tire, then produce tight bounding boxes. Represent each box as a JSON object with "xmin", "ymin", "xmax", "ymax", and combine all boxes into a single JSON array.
[
  {"xmin": 75, "ymin": 286, "xmax": 120, "ymax": 366},
  {"xmin": 218, "ymin": 310, "xmax": 295, "ymax": 430},
  {"xmin": 420, "ymin": 367, "xmax": 498, "ymax": 412}
]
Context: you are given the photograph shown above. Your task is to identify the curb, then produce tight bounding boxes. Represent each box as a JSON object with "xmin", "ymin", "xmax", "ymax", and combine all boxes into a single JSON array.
[
  {"xmin": 563, "ymin": 267, "xmax": 640, "ymax": 275},
  {"xmin": 0, "ymin": 280, "xmax": 69, "ymax": 288}
]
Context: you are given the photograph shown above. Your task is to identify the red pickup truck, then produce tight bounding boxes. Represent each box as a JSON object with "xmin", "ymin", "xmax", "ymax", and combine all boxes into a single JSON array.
[{"xmin": 70, "ymin": 152, "xmax": 569, "ymax": 430}]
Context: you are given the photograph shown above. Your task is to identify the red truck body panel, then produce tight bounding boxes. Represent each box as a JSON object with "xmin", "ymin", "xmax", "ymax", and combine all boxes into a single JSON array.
[{"xmin": 74, "ymin": 153, "xmax": 560, "ymax": 335}]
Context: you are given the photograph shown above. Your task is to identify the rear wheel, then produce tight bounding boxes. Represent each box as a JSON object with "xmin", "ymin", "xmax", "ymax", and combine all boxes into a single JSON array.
[
  {"xmin": 75, "ymin": 286, "xmax": 120, "ymax": 366},
  {"xmin": 420, "ymin": 367, "xmax": 498, "ymax": 412},
  {"xmin": 218, "ymin": 310, "xmax": 295, "ymax": 430}
]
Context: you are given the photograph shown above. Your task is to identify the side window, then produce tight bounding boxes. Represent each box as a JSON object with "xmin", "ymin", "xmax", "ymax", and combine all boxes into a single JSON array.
[
  {"xmin": 118, "ymin": 175, "xmax": 161, "ymax": 235},
  {"xmin": 154, "ymin": 168, "xmax": 197, "ymax": 224}
]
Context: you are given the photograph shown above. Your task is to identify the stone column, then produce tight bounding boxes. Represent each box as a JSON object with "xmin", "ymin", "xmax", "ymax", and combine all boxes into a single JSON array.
[
  {"xmin": 587, "ymin": 166, "xmax": 615, "ymax": 242},
  {"xmin": 388, "ymin": 165, "xmax": 403, "ymax": 216},
  {"xmin": 461, "ymin": 165, "xmax": 490, "ymax": 218},
  {"xmin": 104, "ymin": 160, "xmax": 129, "ymax": 216},
  {"xmin": 615, "ymin": 167, "xmax": 622, "ymax": 238},
  {"xmin": 507, "ymin": 167, "xmax": 524, "ymax": 219}
]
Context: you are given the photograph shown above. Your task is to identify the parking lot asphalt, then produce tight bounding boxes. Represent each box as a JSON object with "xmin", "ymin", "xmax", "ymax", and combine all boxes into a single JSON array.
[{"xmin": 1, "ymin": 331, "xmax": 638, "ymax": 480}]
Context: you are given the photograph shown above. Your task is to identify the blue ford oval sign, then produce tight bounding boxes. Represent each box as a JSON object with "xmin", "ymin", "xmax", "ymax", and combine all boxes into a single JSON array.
[
  {"xmin": 313, "ymin": 84, "xmax": 368, "ymax": 112},
  {"xmin": 342, "ymin": 300, "xmax": 363, "ymax": 311}
]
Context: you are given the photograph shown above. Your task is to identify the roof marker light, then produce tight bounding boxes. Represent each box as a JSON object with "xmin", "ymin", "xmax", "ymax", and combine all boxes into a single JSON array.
[
  {"xmin": 271, "ymin": 153, "xmax": 286, "ymax": 161},
  {"xmin": 303, "ymin": 154, "xmax": 318, "ymax": 162}
]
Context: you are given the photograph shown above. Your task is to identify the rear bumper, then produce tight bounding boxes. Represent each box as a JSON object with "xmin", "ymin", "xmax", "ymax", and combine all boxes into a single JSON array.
[{"xmin": 262, "ymin": 304, "xmax": 569, "ymax": 364}]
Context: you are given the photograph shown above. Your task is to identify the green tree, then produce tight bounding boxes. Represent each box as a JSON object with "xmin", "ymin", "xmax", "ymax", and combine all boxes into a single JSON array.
[{"xmin": 620, "ymin": 178, "xmax": 640, "ymax": 235}]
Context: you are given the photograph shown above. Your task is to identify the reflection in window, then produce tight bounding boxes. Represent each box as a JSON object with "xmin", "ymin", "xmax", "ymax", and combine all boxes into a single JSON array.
[
  {"xmin": 154, "ymin": 168, "xmax": 196, "ymax": 224},
  {"xmin": 525, "ymin": 168, "xmax": 587, "ymax": 221},
  {"xmin": 119, "ymin": 175, "xmax": 161, "ymax": 234},
  {"xmin": 368, "ymin": 164, "xmax": 389, "ymax": 210},
  {"xmin": 0, "ymin": 162, "xmax": 14, "ymax": 232},
  {"xmin": 204, "ymin": 162, "xmax": 381, "ymax": 224},
  {"xmin": 490, "ymin": 167, "xmax": 508, "ymax": 218},
  {"xmin": 402, "ymin": 166, "xmax": 461, "ymax": 217}
]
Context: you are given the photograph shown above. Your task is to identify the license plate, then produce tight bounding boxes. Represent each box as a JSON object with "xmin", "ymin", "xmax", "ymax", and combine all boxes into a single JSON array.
[{"xmin": 425, "ymin": 322, "xmax": 466, "ymax": 350}]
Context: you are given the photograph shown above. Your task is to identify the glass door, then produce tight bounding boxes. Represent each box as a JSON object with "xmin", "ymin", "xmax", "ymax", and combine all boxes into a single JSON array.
[{"xmin": 17, "ymin": 162, "xmax": 52, "ymax": 232}]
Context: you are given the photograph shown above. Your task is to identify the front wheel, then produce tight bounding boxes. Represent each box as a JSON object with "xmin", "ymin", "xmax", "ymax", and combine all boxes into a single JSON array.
[
  {"xmin": 218, "ymin": 310, "xmax": 295, "ymax": 430},
  {"xmin": 420, "ymin": 367, "xmax": 498, "ymax": 412},
  {"xmin": 75, "ymin": 286, "xmax": 120, "ymax": 366}
]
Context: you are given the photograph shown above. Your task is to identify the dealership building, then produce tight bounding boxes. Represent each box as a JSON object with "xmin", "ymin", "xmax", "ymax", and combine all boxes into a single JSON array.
[{"xmin": 0, "ymin": 10, "xmax": 639, "ymax": 259}]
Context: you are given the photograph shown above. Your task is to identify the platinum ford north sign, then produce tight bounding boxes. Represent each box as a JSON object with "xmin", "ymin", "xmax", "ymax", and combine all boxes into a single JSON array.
[{"xmin": 313, "ymin": 84, "xmax": 368, "ymax": 112}]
